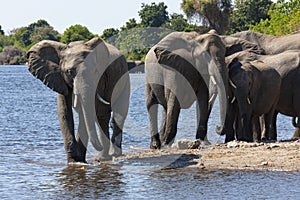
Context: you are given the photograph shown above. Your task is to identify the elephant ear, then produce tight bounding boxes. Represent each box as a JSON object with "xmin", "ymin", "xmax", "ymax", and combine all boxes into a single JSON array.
[{"xmin": 27, "ymin": 40, "xmax": 69, "ymax": 95}]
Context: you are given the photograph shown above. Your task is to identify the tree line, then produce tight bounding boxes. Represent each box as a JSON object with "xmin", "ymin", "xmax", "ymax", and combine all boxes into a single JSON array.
[{"xmin": 0, "ymin": 0, "xmax": 299, "ymax": 64}]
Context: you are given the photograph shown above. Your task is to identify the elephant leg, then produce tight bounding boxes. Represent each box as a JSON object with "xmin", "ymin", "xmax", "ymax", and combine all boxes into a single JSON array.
[
  {"xmin": 57, "ymin": 91, "xmax": 86, "ymax": 163},
  {"xmin": 75, "ymin": 112, "xmax": 88, "ymax": 162},
  {"xmin": 95, "ymin": 102, "xmax": 112, "ymax": 161},
  {"xmin": 264, "ymin": 111, "xmax": 277, "ymax": 141},
  {"xmin": 161, "ymin": 93, "xmax": 180, "ymax": 146},
  {"xmin": 159, "ymin": 106, "xmax": 167, "ymax": 138},
  {"xmin": 252, "ymin": 116, "xmax": 261, "ymax": 142},
  {"xmin": 146, "ymin": 84, "xmax": 161, "ymax": 149},
  {"xmin": 224, "ymin": 102, "xmax": 238, "ymax": 142},
  {"xmin": 110, "ymin": 113, "xmax": 125, "ymax": 157},
  {"xmin": 260, "ymin": 110, "xmax": 278, "ymax": 141},
  {"xmin": 292, "ymin": 117, "xmax": 300, "ymax": 139},
  {"xmin": 196, "ymin": 89, "xmax": 209, "ymax": 142}
]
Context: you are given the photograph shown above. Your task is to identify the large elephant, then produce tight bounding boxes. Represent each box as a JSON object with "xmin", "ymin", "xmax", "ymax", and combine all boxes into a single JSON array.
[
  {"xmin": 231, "ymin": 30, "xmax": 300, "ymax": 54},
  {"xmin": 27, "ymin": 38, "xmax": 130, "ymax": 163},
  {"xmin": 145, "ymin": 31, "xmax": 229, "ymax": 149},
  {"xmin": 225, "ymin": 50, "xmax": 300, "ymax": 140},
  {"xmin": 223, "ymin": 57, "xmax": 281, "ymax": 142}
]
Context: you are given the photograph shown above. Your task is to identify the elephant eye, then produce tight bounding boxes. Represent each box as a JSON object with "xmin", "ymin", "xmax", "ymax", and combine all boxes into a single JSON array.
[{"xmin": 66, "ymin": 68, "xmax": 76, "ymax": 78}]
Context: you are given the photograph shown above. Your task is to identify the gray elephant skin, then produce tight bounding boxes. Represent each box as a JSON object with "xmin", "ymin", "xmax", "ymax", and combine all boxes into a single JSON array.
[
  {"xmin": 225, "ymin": 50, "xmax": 300, "ymax": 140},
  {"xmin": 145, "ymin": 31, "xmax": 229, "ymax": 149},
  {"xmin": 224, "ymin": 57, "xmax": 281, "ymax": 142},
  {"xmin": 27, "ymin": 38, "xmax": 130, "ymax": 163},
  {"xmin": 231, "ymin": 30, "xmax": 300, "ymax": 54}
]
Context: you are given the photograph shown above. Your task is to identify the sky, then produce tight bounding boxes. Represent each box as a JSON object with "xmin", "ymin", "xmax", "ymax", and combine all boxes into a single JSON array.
[{"xmin": 0, "ymin": 0, "xmax": 183, "ymax": 35}]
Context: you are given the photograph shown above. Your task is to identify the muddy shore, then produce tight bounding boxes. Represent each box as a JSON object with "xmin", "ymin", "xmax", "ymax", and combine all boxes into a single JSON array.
[{"xmin": 116, "ymin": 139, "xmax": 300, "ymax": 172}]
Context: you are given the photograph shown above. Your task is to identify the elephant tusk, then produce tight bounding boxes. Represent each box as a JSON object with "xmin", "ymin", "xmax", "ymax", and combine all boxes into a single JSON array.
[
  {"xmin": 209, "ymin": 93, "xmax": 216, "ymax": 104},
  {"xmin": 73, "ymin": 94, "xmax": 78, "ymax": 108},
  {"xmin": 211, "ymin": 76, "xmax": 217, "ymax": 85},
  {"xmin": 231, "ymin": 96, "xmax": 236, "ymax": 104},
  {"xmin": 247, "ymin": 97, "xmax": 251, "ymax": 104},
  {"xmin": 229, "ymin": 79, "xmax": 237, "ymax": 89},
  {"xmin": 97, "ymin": 94, "xmax": 110, "ymax": 105}
]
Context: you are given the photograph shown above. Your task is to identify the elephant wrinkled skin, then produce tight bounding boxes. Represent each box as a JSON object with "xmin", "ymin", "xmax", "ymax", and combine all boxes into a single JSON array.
[
  {"xmin": 225, "ymin": 50, "xmax": 300, "ymax": 140},
  {"xmin": 27, "ymin": 38, "xmax": 130, "ymax": 163},
  {"xmin": 223, "ymin": 57, "xmax": 281, "ymax": 142},
  {"xmin": 145, "ymin": 31, "xmax": 229, "ymax": 149}
]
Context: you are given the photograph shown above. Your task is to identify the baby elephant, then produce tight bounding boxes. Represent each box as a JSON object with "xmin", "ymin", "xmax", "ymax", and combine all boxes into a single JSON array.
[{"xmin": 225, "ymin": 57, "xmax": 281, "ymax": 142}]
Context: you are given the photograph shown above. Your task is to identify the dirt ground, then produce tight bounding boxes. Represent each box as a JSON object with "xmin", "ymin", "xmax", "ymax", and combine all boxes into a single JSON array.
[{"xmin": 117, "ymin": 139, "xmax": 300, "ymax": 172}]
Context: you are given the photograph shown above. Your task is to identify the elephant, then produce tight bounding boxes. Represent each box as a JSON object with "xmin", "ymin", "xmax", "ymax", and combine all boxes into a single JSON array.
[
  {"xmin": 145, "ymin": 31, "xmax": 229, "ymax": 149},
  {"xmin": 222, "ymin": 57, "xmax": 281, "ymax": 142},
  {"xmin": 224, "ymin": 50, "xmax": 300, "ymax": 140},
  {"xmin": 231, "ymin": 30, "xmax": 300, "ymax": 54},
  {"xmin": 220, "ymin": 35, "xmax": 265, "ymax": 56},
  {"xmin": 27, "ymin": 38, "xmax": 130, "ymax": 163}
]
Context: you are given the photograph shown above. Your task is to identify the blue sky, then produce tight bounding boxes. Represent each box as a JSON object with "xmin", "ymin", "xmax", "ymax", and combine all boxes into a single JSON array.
[{"xmin": 0, "ymin": 0, "xmax": 183, "ymax": 35}]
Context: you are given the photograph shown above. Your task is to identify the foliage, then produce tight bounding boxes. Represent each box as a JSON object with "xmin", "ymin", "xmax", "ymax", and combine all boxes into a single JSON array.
[
  {"xmin": 101, "ymin": 28, "xmax": 119, "ymax": 41},
  {"xmin": 139, "ymin": 2, "xmax": 170, "ymax": 27},
  {"xmin": 107, "ymin": 28, "xmax": 172, "ymax": 61},
  {"xmin": 250, "ymin": 0, "xmax": 300, "ymax": 35},
  {"xmin": 0, "ymin": 34, "xmax": 14, "ymax": 52},
  {"xmin": 121, "ymin": 18, "xmax": 138, "ymax": 31},
  {"xmin": 229, "ymin": 0, "xmax": 273, "ymax": 34},
  {"xmin": 181, "ymin": 0, "xmax": 232, "ymax": 34},
  {"xmin": 0, "ymin": 46, "xmax": 26, "ymax": 65},
  {"xmin": 61, "ymin": 24, "xmax": 95, "ymax": 44},
  {"xmin": 13, "ymin": 19, "xmax": 60, "ymax": 50}
]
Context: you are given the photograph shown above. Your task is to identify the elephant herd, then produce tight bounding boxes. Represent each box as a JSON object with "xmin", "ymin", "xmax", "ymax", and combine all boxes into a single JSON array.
[{"xmin": 27, "ymin": 30, "xmax": 300, "ymax": 163}]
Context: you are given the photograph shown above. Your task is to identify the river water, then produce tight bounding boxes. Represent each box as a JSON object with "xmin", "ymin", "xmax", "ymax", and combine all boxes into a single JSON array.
[{"xmin": 0, "ymin": 65, "xmax": 299, "ymax": 199}]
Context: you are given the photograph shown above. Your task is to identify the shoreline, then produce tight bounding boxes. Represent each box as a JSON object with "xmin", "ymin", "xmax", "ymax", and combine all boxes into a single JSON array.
[{"xmin": 117, "ymin": 139, "xmax": 300, "ymax": 172}]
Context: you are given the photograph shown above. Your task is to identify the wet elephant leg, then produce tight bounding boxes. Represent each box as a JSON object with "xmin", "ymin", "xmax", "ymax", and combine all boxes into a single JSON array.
[
  {"xmin": 57, "ymin": 90, "xmax": 86, "ymax": 163},
  {"xmin": 162, "ymin": 93, "xmax": 180, "ymax": 146},
  {"xmin": 95, "ymin": 102, "xmax": 111, "ymax": 161},
  {"xmin": 159, "ymin": 107, "xmax": 167, "ymax": 137},
  {"xmin": 110, "ymin": 113, "xmax": 124, "ymax": 157},
  {"xmin": 146, "ymin": 84, "xmax": 161, "ymax": 149}
]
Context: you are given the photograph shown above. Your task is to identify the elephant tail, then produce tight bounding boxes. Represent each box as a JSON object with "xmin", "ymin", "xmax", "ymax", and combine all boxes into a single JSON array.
[{"xmin": 292, "ymin": 117, "xmax": 298, "ymax": 128}]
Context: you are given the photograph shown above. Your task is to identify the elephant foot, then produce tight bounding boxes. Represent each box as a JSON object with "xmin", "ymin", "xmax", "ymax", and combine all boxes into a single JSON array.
[
  {"xmin": 199, "ymin": 139, "xmax": 211, "ymax": 146},
  {"xmin": 67, "ymin": 156, "xmax": 87, "ymax": 164},
  {"xmin": 110, "ymin": 146, "xmax": 122, "ymax": 157},
  {"xmin": 95, "ymin": 154, "xmax": 112, "ymax": 162},
  {"xmin": 150, "ymin": 133, "xmax": 161, "ymax": 149}
]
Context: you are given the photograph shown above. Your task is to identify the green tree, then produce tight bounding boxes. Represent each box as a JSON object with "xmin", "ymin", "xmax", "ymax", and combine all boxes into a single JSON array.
[
  {"xmin": 229, "ymin": 0, "xmax": 272, "ymax": 34},
  {"xmin": 166, "ymin": 13, "xmax": 190, "ymax": 31},
  {"xmin": 61, "ymin": 24, "xmax": 95, "ymax": 44},
  {"xmin": 251, "ymin": 0, "xmax": 300, "ymax": 35},
  {"xmin": 139, "ymin": 2, "xmax": 170, "ymax": 27},
  {"xmin": 101, "ymin": 28, "xmax": 119, "ymax": 42},
  {"xmin": 121, "ymin": 18, "xmax": 138, "ymax": 31},
  {"xmin": 181, "ymin": 0, "xmax": 232, "ymax": 34},
  {"xmin": 0, "ymin": 35, "xmax": 14, "ymax": 52},
  {"xmin": 13, "ymin": 19, "xmax": 60, "ymax": 49}
]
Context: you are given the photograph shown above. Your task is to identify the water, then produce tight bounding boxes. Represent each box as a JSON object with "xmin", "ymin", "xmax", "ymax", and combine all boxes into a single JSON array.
[{"xmin": 0, "ymin": 65, "xmax": 299, "ymax": 199}]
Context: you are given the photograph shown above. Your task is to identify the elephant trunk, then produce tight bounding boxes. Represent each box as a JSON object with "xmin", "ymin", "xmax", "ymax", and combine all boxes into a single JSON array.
[
  {"xmin": 236, "ymin": 94, "xmax": 252, "ymax": 141},
  {"xmin": 74, "ymin": 91, "xmax": 103, "ymax": 152}
]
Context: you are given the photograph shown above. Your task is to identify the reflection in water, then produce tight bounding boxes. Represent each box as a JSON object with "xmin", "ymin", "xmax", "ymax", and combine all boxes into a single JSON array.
[{"xmin": 56, "ymin": 164, "xmax": 125, "ymax": 199}]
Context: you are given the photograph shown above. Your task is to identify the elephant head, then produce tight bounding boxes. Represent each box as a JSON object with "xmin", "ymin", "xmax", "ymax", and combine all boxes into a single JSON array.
[
  {"xmin": 226, "ymin": 57, "xmax": 259, "ymax": 141},
  {"xmin": 27, "ymin": 38, "xmax": 110, "ymax": 151}
]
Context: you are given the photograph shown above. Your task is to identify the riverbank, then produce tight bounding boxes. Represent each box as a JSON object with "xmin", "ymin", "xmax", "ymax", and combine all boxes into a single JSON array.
[{"xmin": 117, "ymin": 139, "xmax": 300, "ymax": 172}]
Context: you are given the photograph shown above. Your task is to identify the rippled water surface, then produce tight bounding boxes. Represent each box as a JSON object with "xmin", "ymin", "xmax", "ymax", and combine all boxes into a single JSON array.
[{"xmin": 0, "ymin": 65, "xmax": 299, "ymax": 199}]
